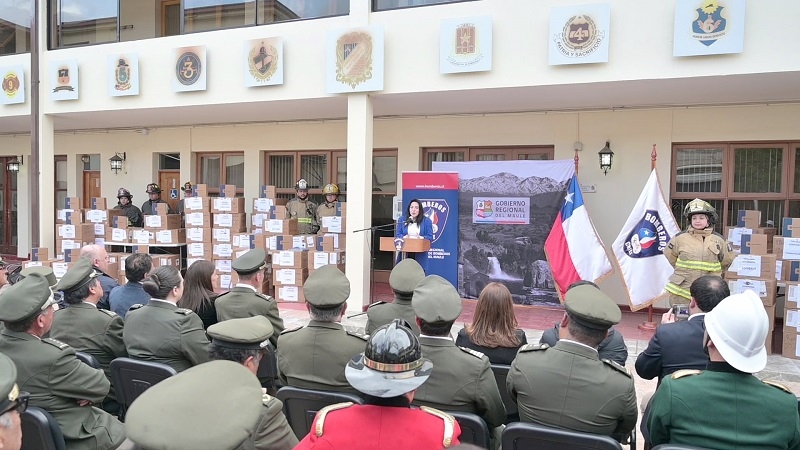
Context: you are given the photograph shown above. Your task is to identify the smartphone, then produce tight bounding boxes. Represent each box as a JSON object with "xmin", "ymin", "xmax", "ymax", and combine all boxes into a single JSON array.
[{"xmin": 671, "ymin": 304, "xmax": 690, "ymax": 321}]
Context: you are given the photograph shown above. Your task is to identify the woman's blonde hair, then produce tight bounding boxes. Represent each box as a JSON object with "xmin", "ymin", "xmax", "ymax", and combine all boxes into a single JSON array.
[{"xmin": 465, "ymin": 282, "xmax": 521, "ymax": 348}]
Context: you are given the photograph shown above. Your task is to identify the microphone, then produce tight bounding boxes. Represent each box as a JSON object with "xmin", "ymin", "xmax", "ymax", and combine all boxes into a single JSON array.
[{"xmin": 405, "ymin": 217, "xmax": 414, "ymax": 225}]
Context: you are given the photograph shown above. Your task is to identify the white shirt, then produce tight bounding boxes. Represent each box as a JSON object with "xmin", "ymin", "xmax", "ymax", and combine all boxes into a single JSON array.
[
  {"xmin": 235, "ymin": 283, "xmax": 258, "ymax": 293},
  {"xmin": 407, "ymin": 222, "xmax": 421, "ymax": 238},
  {"xmin": 559, "ymin": 338, "xmax": 600, "ymax": 356},
  {"xmin": 150, "ymin": 298, "xmax": 177, "ymax": 306}
]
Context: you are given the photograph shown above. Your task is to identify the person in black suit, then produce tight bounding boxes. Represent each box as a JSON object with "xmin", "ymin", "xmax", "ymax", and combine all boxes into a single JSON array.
[{"xmin": 635, "ymin": 275, "xmax": 730, "ymax": 384}]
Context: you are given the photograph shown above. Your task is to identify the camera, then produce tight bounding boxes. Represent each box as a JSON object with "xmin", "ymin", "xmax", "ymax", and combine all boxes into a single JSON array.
[{"xmin": 671, "ymin": 304, "xmax": 690, "ymax": 321}]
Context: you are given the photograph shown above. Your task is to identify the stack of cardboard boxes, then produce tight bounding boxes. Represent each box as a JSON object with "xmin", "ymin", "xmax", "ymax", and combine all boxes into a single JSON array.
[
  {"xmin": 210, "ymin": 184, "xmax": 247, "ymax": 285},
  {"xmin": 779, "ymin": 217, "xmax": 800, "ymax": 360}
]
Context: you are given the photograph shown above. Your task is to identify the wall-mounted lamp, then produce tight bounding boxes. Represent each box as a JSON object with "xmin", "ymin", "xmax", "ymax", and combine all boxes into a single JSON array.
[
  {"xmin": 109, "ymin": 152, "xmax": 126, "ymax": 174},
  {"xmin": 598, "ymin": 141, "xmax": 614, "ymax": 176},
  {"xmin": 6, "ymin": 155, "xmax": 22, "ymax": 173},
  {"xmin": 80, "ymin": 154, "xmax": 90, "ymax": 164}
]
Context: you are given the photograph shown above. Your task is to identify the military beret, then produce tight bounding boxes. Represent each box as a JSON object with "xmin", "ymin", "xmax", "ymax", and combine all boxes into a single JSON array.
[
  {"xmin": 304, "ymin": 265, "xmax": 350, "ymax": 308},
  {"xmin": 389, "ymin": 259, "xmax": 425, "ymax": 294},
  {"xmin": 232, "ymin": 248, "xmax": 267, "ymax": 275},
  {"xmin": 564, "ymin": 284, "xmax": 621, "ymax": 330},
  {"xmin": 125, "ymin": 361, "xmax": 263, "ymax": 450},
  {"xmin": 412, "ymin": 275, "xmax": 462, "ymax": 323},
  {"xmin": 0, "ymin": 273, "xmax": 55, "ymax": 322},
  {"xmin": 20, "ymin": 266, "xmax": 58, "ymax": 287},
  {"xmin": 207, "ymin": 316, "xmax": 273, "ymax": 350},
  {"xmin": 55, "ymin": 258, "xmax": 99, "ymax": 293},
  {"xmin": 0, "ymin": 353, "xmax": 20, "ymax": 414}
]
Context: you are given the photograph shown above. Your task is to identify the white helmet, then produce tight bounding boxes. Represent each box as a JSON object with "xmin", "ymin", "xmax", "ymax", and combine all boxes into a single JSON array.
[{"xmin": 704, "ymin": 290, "xmax": 768, "ymax": 373}]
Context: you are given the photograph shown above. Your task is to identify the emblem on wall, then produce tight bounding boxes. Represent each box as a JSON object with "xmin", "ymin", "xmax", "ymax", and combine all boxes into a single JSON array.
[
  {"xmin": 1, "ymin": 65, "xmax": 25, "ymax": 105},
  {"xmin": 108, "ymin": 54, "xmax": 140, "ymax": 97},
  {"xmin": 50, "ymin": 60, "xmax": 79, "ymax": 101},
  {"xmin": 244, "ymin": 38, "xmax": 283, "ymax": 87},
  {"xmin": 673, "ymin": 0, "xmax": 744, "ymax": 56},
  {"xmin": 548, "ymin": 4, "xmax": 611, "ymax": 65},
  {"xmin": 439, "ymin": 16, "xmax": 493, "ymax": 74},
  {"xmin": 172, "ymin": 46, "xmax": 207, "ymax": 92},
  {"xmin": 326, "ymin": 26, "xmax": 384, "ymax": 93}
]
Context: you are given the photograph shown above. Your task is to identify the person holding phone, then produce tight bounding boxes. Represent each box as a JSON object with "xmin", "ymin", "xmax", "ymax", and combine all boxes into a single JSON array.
[{"xmin": 395, "ymin": 199, "xmax": 434, "ymax": 273}]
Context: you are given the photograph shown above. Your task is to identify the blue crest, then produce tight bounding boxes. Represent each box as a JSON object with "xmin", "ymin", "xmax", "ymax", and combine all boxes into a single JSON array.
[
  {"xmin": 692, "ymin": 4, "xmax": 728, "ymax": 46},
  {"xmin": 421, "ymin": 199, "xmax": 449, "ymax": 244},
  {"xmin": 623, "ymin": 210, "xmax": 671, "ymax": 259}
]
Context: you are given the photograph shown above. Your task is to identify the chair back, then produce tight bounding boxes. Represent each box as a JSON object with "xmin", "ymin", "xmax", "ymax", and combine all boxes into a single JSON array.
[
  {"xmin": 75, "ymin": 351, "xmax": 101, "ymax": 370},
  {"xmin": 109, "ymin": 357, "xmax": 177, "ymax": 419},
  {"xmin": 447, "ymin": 411, "xmax": 490, "ymax": 449},
  {"xmin": 21, "ymin": 406, "xmax": 67, "ymax": 450},
  {"xmin": 276, "ymin": 386, "xmax": 364, "ymax": 440},
  {"xmin": 502, "ymin": 421, "xmax": 622, "ymax": 450},
  {"xmin": 651, "ymin": 445, "xmax": 714, "ymax": 450},
  {"xmin": 256, "ymin": 343, "xmax": 279, "ymax": 390},
  {"xmin": 491, "ymin": 363, "xmax": 518, "ymax": 423}
]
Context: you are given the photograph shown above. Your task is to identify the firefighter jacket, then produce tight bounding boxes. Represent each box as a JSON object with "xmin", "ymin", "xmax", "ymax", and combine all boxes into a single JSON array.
[
  {"xmin": 664, "ymin": 227, "xmax": 734, "ymax": 301},
  {"xmin": 286, "ymin": 197, "xmax": 319, "ymax": 234}
]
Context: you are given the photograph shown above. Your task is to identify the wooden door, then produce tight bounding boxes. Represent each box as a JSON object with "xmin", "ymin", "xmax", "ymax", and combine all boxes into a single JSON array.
[
  {"xmin": 82, "ymin": 171, "xmax": 101, "ymax": 209},
  {"xmin": 0, "ymin": 158, "xmax": 18, "ymax": 255},
  {"xmin": 159, "ymin": 170, "xmax": 181, "ymax": 213}
]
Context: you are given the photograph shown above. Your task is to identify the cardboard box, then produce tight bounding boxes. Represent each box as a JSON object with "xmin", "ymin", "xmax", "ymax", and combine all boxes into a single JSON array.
[
  {"xmin": 782, "ymin": 331, "xmax": 800, "ymax": 360},
  {"xmin": 260, "ymin": 185, "xmax": 277, "ymax": 199},
  {"xmin": 193, "ymin": 184, "xmax": 208, "ymax": 198},
  {"xmin": 90, "ymin": 197, "xmax": 107, "ymax": 210},
  {"xmin": 273, "ymin": 268, "xmax": 308, "ymax": 286},
  {"xmin": 183, "ymin": 197, "xmax": 210, "ymax": 212},
  {"xmin": 213, "ymin": 213, "xmax": 247, "ymax": 230},
  {"xmin": 212, "ymin": 228, "xmax": 232, "ymax": 243},
  {"xmin": 725, "ymin": 226, "xmax": 751, "ymax": 247},
  {"xmin": 232, "ymin": 234, "xmax": 252, "ymax": 250},
  {"xmin": 755, "ymin": 227, "xmax": 778, "ymax": 241},
  {"xmin": 266, "ymin": 235, "xmax": 294, "ymax": 251},
  {"xmin": 335, "ymin": 202, "xmax": 346, "ymax": 217},
  {"xmin": 186, "ymin": 227, "xmax": 212, "ymax": 243},
  {"xmin": 217, "ymin": 271, "xmax": 239, "ymax": 290},
  {"xmin": 783, "ymin": 306, "xmax": 800, "ymax": 334},
  {"xmin": 271, "ymin": 249, "xmax": 308, "ymax": 269},
  {"xmin": 83, "ymin": 209, "xmax": 107, "ymax": 224},
  {"xmin": 22, "ymin": 259, "xmax": 56, "ymax": 269},
  {"xmin": 726, "ymin": 275, "xmax": 777, "ymax": 306},
  {"xmin": 55, "ymin": 239, "xmax": 88, "ymax": 254},
  {"xmin": 57, "ymin": 223, "xmax": 94, "ymax": 241},
  {"xmin": 154, "ymin": 229, "xmax": 186, "ymax": 245},
  {"xmin": 213, "ymin": 243, "xmax": 234, "ymax": 259},
  {"xmin": 775, "ymin": 236, "xmax": 800, "ymax": 260},
  {"xmin": 50, "ymin": 261, "xmax": 73, "ymax": 279},
  {"xmin": 737, "ymin": 210, "xmax": 761, "ymax": 229},
  {"xmin": 211, "ymin": 197, "xmax": 247, "ymax": 214},
  {"xmin": 764, "ymin": 304, "xmax": 776, "ymax": 332},
  {"xmin": 144, "ymin": 214, "xmax": 182, "ymax": 230},
  {"xmin": 784, "ymin": 218, "xmax": 800, "ymax": 238},
  {"xmin": 56, "ymin": 209, "xmax": 82, "ymax": 225},
  {"xmin": 727, "ymin": 254, "xmax": 777, "ymax": 279},
  {"xmin": 314, "ymin": 233, "xmax": 346, "ymax": 251},
  {"xmin": 151, "ymin": 254, "xmax": 181, "ymax": 270},
  {"xmin": 250, "ymin": 234, "xmax": 267, "ymax": 251},
  {"xmin": 263, "ymin": 219, "xmax": 298, "ymax": 235},
  {"xmin": 91, "ymin": 223, "xmax": 106, "ymax": 237},
  {"xmin": 153, "ymin": 203, "xmax": 170, "ymax": 215},
  {"xmin": 309, "ymin": 250, "xmax": 346, "ymax": 270},
  {"xmin": 130, "ymin": 229, "xmax": 154, "ymax": 245},
  {"xmin": 213, "ymin": 259, "xmax": 234, "ymax": 274},
  {"xmin": 62, "ymin": 248, "xmax": 82, "ymax": 263},
  {"xmin": 308, "ymin": 263, "xmax": 345, "ymax": 274},
  {"xmin": 64, "ymin": 197, "xmax": 81, "ymax": 210},
  {"xmin": 785, "ymin": 282, "xmax": 800, "ymax": 310},
  {"xmin": 185, "ymin": 212, "xmax": 212, "ymax": 227},
  {"xmin": 320, "ymin": 216, "xmax": 346, "ymax": 234},
  {"xmin": 275, "ymin": 285, "xmax": 305, "ymax": 303},
  {"xmin": 105, "ymin": 227, "xmax": 130, "ymax": 243},
  {"xmin": 252, "ymin": 198, "xmax": 278, "ymax": 213},
  {"xmin": 219, "ymin": 185, "xmax": 237, "ymax": 198},
  {"xmin": 741, "ymin": 233, "xmax": 769, "ymax": 255},
  {"xmin": 111, "ymin": 215, "xmax": 130, "ymax": 229},
  {"xmin": 186, "ymin": 243, "xmax": 213, "ymax": 260},
  {"xmin": 30, "ymin": 247, "xmax": 49, "ymax": 261}
]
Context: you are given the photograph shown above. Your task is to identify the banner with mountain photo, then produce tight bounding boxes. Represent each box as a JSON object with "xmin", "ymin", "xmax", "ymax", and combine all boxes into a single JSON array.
[{"xmin": 433, "ymin": 160, "xmax": 574, "ymax": 305}]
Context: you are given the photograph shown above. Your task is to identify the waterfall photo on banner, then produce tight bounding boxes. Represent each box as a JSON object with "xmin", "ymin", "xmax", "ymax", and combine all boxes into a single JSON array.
[{"xmin": 433, "ymin": 160, "xmax": 574, "ymax": 305}]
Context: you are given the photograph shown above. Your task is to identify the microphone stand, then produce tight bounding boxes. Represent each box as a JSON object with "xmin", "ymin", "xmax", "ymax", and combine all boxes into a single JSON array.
[{"xmin": 353, "ymin": 222, "xmax": 398, "ymax": 308}]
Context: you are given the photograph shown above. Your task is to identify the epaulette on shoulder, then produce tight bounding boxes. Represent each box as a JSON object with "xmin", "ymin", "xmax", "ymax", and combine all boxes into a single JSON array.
[
  {"xmin": 128, "ymin": 304, "xmax": 144, "ymax": 312},
  {"xmin": 602, "ymin": 359, "xmax": 632, "ymax": 378},
  {"xmin": 763, "ymin": 380, "xmax": 793, "ymax": 394},
  {"xmin": 457, "ymin": 346, "xmax": 485, "ymax": 359},
  {"xmin": 671, "ymin": 369, "xmax": 702, "ymax": 380},
  {"xmin": 215, "ymin": 291, "xmax": 230, "ymax": 299},
  {"xmin": 366, "ymin": 301, "xmax": 386, "ymax": 309},
  {"xmin": 346, "ymin": 330, "xmax": 369, "ymax": 341},
  {"xmin": 314, "ymin": 402, "xmax": 354, "ymax": 437},
  {"xmin": 257, "ymin": 293, "xmax": 274, "ymax": 301},
  {"xmin": 42, "ymin": 338, "xmax": 70, "ymax": 350},
  {"xmin": 262, "ymin": 391, "xmax": 273, "ymax": 405},
  {"xmin": 99, "ymin": 309, "xmax": 119, "ymax": 318},
  {"xmin": 280, "ymin": 326, "xmax": 303, "ymax": 335},
  {"xmin": 175, "ymin": 308, "xmax": 193, "ymax": 315},
  {"xmin": 519, "ymin": 343, "xmax": 549, "ymax": 353},
  {"xmin": 419, "ymin": 406, "xmax": 457, "ymax": 448}
]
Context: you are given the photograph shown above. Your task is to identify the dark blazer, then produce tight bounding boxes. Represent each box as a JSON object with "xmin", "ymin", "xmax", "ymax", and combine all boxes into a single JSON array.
[
  {"xmin": 94, "ymin": 268, "xmax": 119, "ymax": 311},
  {"xmin": 635, "ymin": 314, "xmax": 709, "ymax": 383},
  {"xmin": 455, "ymin": 328, "xmax": 527, "ymax": 365},
  {"xmin": 109, "ymin": 281, "xmax": 150, "ymax": 318},
  {"xmin": 395, "ymin": 215, "xmax": 434, "ymax": 272},
  {"xmin": 540, "ymin": 324, "xmax": 628, "ymax": 366}
]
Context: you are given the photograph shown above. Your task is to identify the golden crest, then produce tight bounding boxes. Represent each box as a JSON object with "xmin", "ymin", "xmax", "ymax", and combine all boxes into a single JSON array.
[
  {"xmin": 336, "ymin": 32, "xmax": 373, "ymax": 89},
  {"xmin": 8, "ymin": 383, "xmax": 19, "ymax": 402},
  {"xmin": 248, "ymin": 42, "xmax": 279, "ymax": 82},
  {"xmin": 2, "ymin": 72, "xmax": 19, "ymax": 98}
]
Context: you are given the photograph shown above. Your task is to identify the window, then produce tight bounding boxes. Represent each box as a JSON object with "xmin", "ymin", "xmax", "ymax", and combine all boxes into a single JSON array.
[
  {"xmin": 196, "ymin": 152, "xmax": 245, "ymax": 195},
  {"xmin": 373, "ymin": 0, "xmax": 478, "ymax": 12},
  {"xmin": 50, "ymin": 0, "xmax": 119, "ymax": 48},
  {"xmin": 0, "ymin": 1, "xmax": 32, "ymax": 55},
  {"xmin": 423, "ymin": 146, "xmax": 554, "ymax": 170},
  {"xmin": 55, "ymin": 156, "xmax": 67, "ymax": 211},
  {"xmin": 671, "ymin": 142, "xmax": 800, "ymax": 233},
  {"xmin": 184, "ymin": 0, "xmax": 350, "ymax": 34}
]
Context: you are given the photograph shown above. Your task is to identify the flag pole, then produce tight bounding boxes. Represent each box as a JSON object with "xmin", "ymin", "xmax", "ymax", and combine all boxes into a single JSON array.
[
  {"xmin": 574, "ymin": 149, "xmax": 580, "ymax": 176},
  {"xmin": 638, "ymin": 144, "xmax": 659, "ymax": 332}
]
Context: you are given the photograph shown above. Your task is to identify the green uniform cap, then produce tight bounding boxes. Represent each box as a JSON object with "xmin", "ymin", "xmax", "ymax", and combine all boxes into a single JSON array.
[
  {"xmin": 412, "ymin": 275, "xmax": 462, "ymax": 323},
  {"xmin": 0, "ymin": 353, "xmax": 19, "ymax": 413},
  {"xmin": 304, "ymin": 265, "xmax": 350, "ymax": 308},
  {"xmin": 389, "ymin": 259, "xmax": 425, "ymax": 294},
  {"xmin": 20, "ymin": 266, "xmax": 58, "ymax": 287},
  {"xmin": 55, "ymin": 258, "xmax": 99, "ymax": 293},
  {"xmin": 232, "ymin": 248, "xmax": 267, "ymax": 275},
  {"xmin": 564, "ymin": 284, "xmax": 621, "ymax": 330},
  {"xmin": 206, "ymin": 316, "xmax": 273, "ymax": 350},
  {"xmin": 125, "ymin": 360, "xmax": 263, "ymax": 450},
  {"xmin": 0, "ymin": 273, "xmax": 55, "ymax": 322},
  {"xmin": 0, "ymin": 256, "xmax": 5, "ymax": 267}
]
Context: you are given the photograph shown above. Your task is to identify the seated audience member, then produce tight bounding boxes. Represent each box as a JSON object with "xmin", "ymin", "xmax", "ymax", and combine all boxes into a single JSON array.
[
  {"xmin": 0, "ymin": 257, "xmax": 9, "ymax": 295},
  {"xmin": 126, "ymin": 361, "xmax": 263, "ymax": 450},
  {"xmin": 0, "ymin": 273, "xmax": 126, "ymax": 449},
  {"xmin": 50, "ymin": 259, "xmax": 127, "ymax": 410},
  {"xmin": 456, "ymin": 282, "xmax": 527, "ymax": 365},
  {"xmin": 207, "ymin": 316, "xmax": 298, "ymax": 450},
  {"xmin": 123, "ymin": 265, "xmax": 210, "ymax": 372},
  {"xmin": 295, "ymin": 319, "xmax": 461, "ymax": 449},
  {"xmin": 508, "ymin": 284, "xmax": 637, "ymax": 438},
  {"xmin": 411, "ymin": 276, "xmax": 506, "ymax": 444},
  {"xmin": 179, "ymin": 260, "xmax": 220, "ymax": 329},
  {"xmin": 277, "ymin": 265, "xmax": 367, "ymax": 393},
  {"xmin": 109, "ymin": 253, "xmax": 152, "ymax": 318},
  {"xmin": 0, "ymin": 353, "xmax": 24, "ymax": 450},
  {"xmin": 539, "ymin": 281, "xmax": 628, "ymax": 366},
  {"xmin": 79, "ymin": 244, "xmax": 119, "ymax": 310},
  {"xmin": 647, "ymin": 290, "xmax": 800, "ymax": 449},
  {"xmin": 636, "ymin": 275, "xmax": 729, "ymax": 384},
  {"xmin": 365, "ymin": 259, "xmax": 425, "ymax": 336}
]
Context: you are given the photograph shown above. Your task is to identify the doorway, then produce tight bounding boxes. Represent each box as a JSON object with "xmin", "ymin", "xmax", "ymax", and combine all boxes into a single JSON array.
[
  {"xmin": 82, "ymin": 171, "xmax": 102, "ymax": 209},
  {"xmin": 0, "ymin": 158, "xmax": 19, "ymax": 255},
  {"xmin": 159, "ymin": 170, "xmax": 181, "ymax": 212}
]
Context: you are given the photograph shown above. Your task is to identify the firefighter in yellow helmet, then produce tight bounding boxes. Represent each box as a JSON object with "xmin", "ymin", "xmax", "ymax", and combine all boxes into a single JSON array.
[
  {"xmin": 664, "ymin": 199, "xmax": 734, "ymax": 307},
  {"xmin": 316, "ymin": 183, "xmax": 340, "ymax": 234},
  {"xmin": 286, "ymin": 179, "xmax": 318, "ymax": 234}
]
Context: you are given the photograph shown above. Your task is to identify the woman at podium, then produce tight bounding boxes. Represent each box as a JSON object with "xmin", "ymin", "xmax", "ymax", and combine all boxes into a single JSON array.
[{"xmin": 395, "ymin": 199, "xmax": 433, "ymax": 272}]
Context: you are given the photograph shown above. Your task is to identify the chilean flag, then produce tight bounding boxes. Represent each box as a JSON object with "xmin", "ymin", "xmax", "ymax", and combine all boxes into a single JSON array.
[{"xmin": 544, "ymin": 175, "xmax": 614, "ymax": 299}]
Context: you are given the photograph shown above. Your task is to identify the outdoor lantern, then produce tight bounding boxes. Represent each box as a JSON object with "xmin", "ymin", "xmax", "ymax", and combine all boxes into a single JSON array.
[
  {"xmin": 109, "ymin": 152, "xmax": 126, "ymax": 174},
  {"xmin": 6, "ymin": 155, "xmax": 22, "ymax": 173},
  {"xmin": 598, "ymin": 141, "xmax": 613, "ymax": 176}
]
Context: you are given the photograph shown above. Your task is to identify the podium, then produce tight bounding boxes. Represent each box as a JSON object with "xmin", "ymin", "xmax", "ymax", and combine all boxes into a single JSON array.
[{"xmin": 379, "ymin": 237, "xmax": 431, "ymax": 253}]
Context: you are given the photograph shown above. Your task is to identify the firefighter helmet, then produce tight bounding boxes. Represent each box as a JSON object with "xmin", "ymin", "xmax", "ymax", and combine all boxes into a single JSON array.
[
  {"xmin": 295, "ymin": 179, "xmax": 308, "ymax": 191},
  {"xmin": 683, "ymin": 198, "xmax": 717, "ymax": 224},
  {"xmin": 117, "ymin": 188, "xmax": 132, "ymax": 200},
  {"xmin": 322, "ymin": 183, "xmax": 339, "ymax": 195},
  {"xmin": 145, "ymin": 183, "xmax": 162, "ymax": 194}
]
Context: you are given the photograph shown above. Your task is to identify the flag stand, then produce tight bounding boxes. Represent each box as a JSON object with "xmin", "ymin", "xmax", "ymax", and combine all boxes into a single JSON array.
[{"xmin": 638, "ymin": 144, "xmax": 659, "ymax": 332}]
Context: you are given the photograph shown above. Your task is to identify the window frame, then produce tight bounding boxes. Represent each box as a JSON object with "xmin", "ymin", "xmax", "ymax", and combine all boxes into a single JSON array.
[
  {"xmin": 195, "ymin": 151, "xmax": 245, "ymax": 196},
  {"xmin": 423, "ymin": 145, "xmax": 555, "ymax": 170}
]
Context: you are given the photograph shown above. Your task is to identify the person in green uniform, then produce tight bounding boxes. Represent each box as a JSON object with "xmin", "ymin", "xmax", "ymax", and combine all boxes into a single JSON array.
[
  {"xmin": 365, "ymin": 259, "xmax": 425, "ymax": 336},
  {"xmin": 411, "ymin": 275, "xmax": 506, "ymax": 448},
  {"xmin": 507, "ymin": 284, "xmax": 637, "ymax": 439},
  {"xmin": 277, "ymin": 265, "xmax": 367, "ymax": 393},
  {"xmin": 215, "ymin": 248, "xmax": 284, "ymax": 347},
  {"xmin": 125, "ymin": 361, "xmax": 263, "ymax": 450},
  {"xmin": 207, "ymin": 316, "xmax": 298, "ymax": 450},
  {"xmin": 647, "ymin": 290, "xmax": 800, "ymax": 449},
  {"xmin": 0, "ymin": 273, "xmax": 126, "ymax": 450},
  {"xmin": 0, "ymin": 353, "xmax": 25, "ymax": 450},
  {"xmin": 50, "ymin": 258, "xmax": 127, "ymax": 412},
  {"xmin": 123, "ymin": 265, "xmax": 210, "ymax": 373}
]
